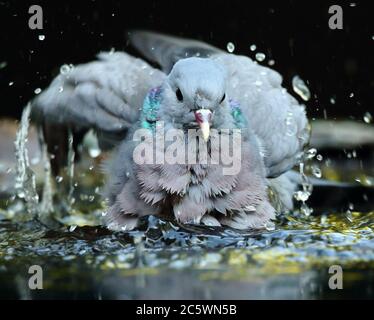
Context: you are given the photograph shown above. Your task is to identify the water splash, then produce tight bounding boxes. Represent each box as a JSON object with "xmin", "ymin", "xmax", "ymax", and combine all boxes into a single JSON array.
[
  {"xmin": 296, "ymin": 161, "xmax": 314, "ymax": 216},
  {"xmin": 14, "ymin": 104, "xmax": 39, "ymax": 219},
  {"xmin": 66, "ymin": 130, "xmax": 76, "ymax": 210},
  {"xmin": 38, "ymin": 127, "xmax": 54, "ymax": 221}
]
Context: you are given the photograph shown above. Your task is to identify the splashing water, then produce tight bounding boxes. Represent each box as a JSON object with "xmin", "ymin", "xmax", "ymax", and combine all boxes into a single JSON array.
[
  {"xmin": 66, "ymin": 130, "xmax": 76, "ymax": 211},
  {"xmin": 37, "ymin": 127, "xmax": 54, "ymax": 221},
  {"xmin": 14, "ymin": 104, "xmax": 39, "ymax": 219},
  {"xmin": 296, "ymin": 161, "xmax": 314, "ymax": 217}
]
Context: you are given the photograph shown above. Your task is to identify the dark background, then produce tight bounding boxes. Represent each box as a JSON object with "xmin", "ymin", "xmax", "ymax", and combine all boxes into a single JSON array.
[{"xmin": 0, "ymin": 0, "xmax": 372, "ymax": 121}]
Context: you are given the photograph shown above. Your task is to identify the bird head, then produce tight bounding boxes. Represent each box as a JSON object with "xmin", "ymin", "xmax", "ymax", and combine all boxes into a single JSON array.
[{"xmin": 161, "ymin": 57, "xmax": 230, "ymax": 141}]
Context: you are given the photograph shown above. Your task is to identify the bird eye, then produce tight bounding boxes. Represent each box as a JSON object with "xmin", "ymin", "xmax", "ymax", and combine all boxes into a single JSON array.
[
  {"xmin": 176, "ymin": 88, "xmax": 183, "ymax": 102},
  {"xmin": 220, "ymin": 94, "xmax": 226, "ymax": 103}
]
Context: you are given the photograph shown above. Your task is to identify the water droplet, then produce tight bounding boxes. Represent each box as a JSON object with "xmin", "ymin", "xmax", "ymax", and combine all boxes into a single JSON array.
[
  {"xmin": 268, "ymin": 59, "xmax": 275, "ymax": 66},
  {"xmin": 294, "ymin": 190, "xmax": 310, "ymax": 202},
  {"xmin": 38, "ymin": 35, "xmax": 45, "ymax": 41},
  {"xmin": 316, "ymin": 154, "xmax": 323, "ymax": 161},
  {"xmin": 312, "ymin": 166, "xmax": 322, "ymax": 178},
  {"xmin": 264, "ymin": 221, "xmax": 275, "ymax": 231},
  {"xmin": 346, "ymin": 210, "xmax": 353, "ymax": 222},
  {"xmin": 60, "ymin": 64, "xmax": 71, "ymax": 75},
  {"xmin": 350, "ymin": 3, "xmax": 356, "ymax": 7},
  {"xmin": 56, "ymin": 176, "xmax": 63, "ymax": 183},
  {"xmin": 58, "ymin": 86, "xmax": 64, "ymax": 93},
  {"xmin": 306, "ymin": 148, "xmax": 317, "ymax": 159},
  {"xmin": 9, "ymin": 82, "xmax": 14, "ymax": 86},
  {"xmin": 255, "ymin": 52, "xmax": 266, "ymax": 62},
  {"xmin": 69, "ymin": 225, "xmax": 77, "ymax": 232},
  {"xmin": 0, "ymin": 61, "xmax": 7, "ymax": 69},
  {"xmin": 349, "ymin": 92, "xmax": 354, "ymax": 98},
  {"xmin": 363, "ymin": 112, "xmax": 372, "ymax": 124},
  {"xmin": 301, "ymin": 203, "xmax": 313, "ymax": 216},
  {"xmin": 226, "ymin": 42, "xmax": 235, "ymax": 53},
  {"xmin": 88, "ymin": 146, "xmax": 101, "ymax": 158},
  {"xmin": 330, "ymin": 97, "xmax": 336, "ymax": 104},
  {"xmin": 292, "ymin": 75, "xmax": 311, "ymax": 101},
  {"xmin": 101, "ymin": 211, "xmax": 107, "ymax": 217},
  {"xmin": 320, "ymin": 215, "xmax": 327, "ymax": 225},
  {"xmin": 34, "ymin": 88, "xmax": 42, "ymax": 94},
  {"xmin": 250, "ymin": 44, "xmax": 256, "ymax": 51}
]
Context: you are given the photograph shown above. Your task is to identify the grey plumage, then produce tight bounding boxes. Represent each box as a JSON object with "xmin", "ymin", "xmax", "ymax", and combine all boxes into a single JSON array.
[{"xmin": 31, "ymin": 31, "xmax": 309, "ymax": 231}]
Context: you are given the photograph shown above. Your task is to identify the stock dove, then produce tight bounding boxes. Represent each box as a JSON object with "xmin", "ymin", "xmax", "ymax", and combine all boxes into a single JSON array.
[{"xmin": 31, "ymin": 31, "xmax": 309, "ymax": 231}]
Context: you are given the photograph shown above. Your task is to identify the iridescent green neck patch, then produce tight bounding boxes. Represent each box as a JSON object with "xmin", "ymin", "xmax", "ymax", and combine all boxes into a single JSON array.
[{"xmin": 140, "ymin": 86, "xmax": 163, "ymax": 131}]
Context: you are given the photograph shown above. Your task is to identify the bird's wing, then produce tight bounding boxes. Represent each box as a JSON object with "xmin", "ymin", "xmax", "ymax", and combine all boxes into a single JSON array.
[
  {"xmin": 129, "ymin": 31, "xmax": 309, "ymax": 178},
  {"xmin": 31, "ymin": 51, "xmax": 166, "ymax": 141},
  {"xmin": 129, "ymin": 30, "xmax": 223, "ymax": 73},
  {"xmin": 212, "ymin": 54, "xmax": 310, "ymax": 178}
]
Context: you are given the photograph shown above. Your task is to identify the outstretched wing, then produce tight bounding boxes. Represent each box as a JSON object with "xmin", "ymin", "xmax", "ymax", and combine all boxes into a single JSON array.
[
  {"xmin": 129, "ymin": 31, "xmax": 309, "ymax": 178},
  {"xmin": 213, "ymin": 54, "xmax": 309, "ymax": 178},
  {"xmin": 31, "ymin": 51, "xmax": 166, "ymax": 141},
  {"xmin": 129, "ymin": 30, "xmax": 222, "ymax": 73}
]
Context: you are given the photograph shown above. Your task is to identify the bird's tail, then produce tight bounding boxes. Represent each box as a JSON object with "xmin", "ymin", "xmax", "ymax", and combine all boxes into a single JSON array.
[{"xmin": 128, "ymin": 30, "xmax": 222, "ymax": 73}]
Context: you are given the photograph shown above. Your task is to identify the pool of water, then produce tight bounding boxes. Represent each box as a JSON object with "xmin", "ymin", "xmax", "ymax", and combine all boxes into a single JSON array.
[
  {"xmin": 0, "ymin": 120, "xmax": 373, "ymax": 299},
  {"xmin": 1, "ymin": 187, "xmax": 374, "ymax": 299}
]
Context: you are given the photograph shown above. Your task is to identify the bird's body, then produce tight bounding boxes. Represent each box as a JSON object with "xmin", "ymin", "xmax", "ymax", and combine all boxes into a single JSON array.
[{"xmin": 31, "ymin": 31, "xmax": 309, "ymax": 231}]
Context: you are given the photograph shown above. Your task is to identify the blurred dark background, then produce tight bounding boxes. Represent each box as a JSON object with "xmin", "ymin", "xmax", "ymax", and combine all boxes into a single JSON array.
[{"xmin": 0, "ymin": 0, "xmax": 372, "ymax": 121}]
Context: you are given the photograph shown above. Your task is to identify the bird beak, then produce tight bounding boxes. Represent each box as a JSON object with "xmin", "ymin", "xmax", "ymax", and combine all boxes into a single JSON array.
[{"xmin": 194, "ymin": 109, "xmax": 212, "ymax": 142}]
